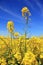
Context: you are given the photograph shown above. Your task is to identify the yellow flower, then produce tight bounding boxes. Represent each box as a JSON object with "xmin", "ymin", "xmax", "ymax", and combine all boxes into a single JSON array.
[
  {"xmin": 21, "ymin": 7, "xmax": 29, "ymax": 13},
  {"xmin": 0, "ymin": 39, "xmax": 7, "ymax": 56},
  {"xmin": 0, "ymin": 57, "xmax": 6, "ymax": 65},
  {"xmin": 28, "ymin": 36, "xmax": 40, "ymax": 56},
  {"xmin": 19, "ymin": 35, "xmax": 25, "ymax": 42},
  {"xmin": 14, "ymin": 32, "xmax": 19, "ymax": 38},
  {"xmin": 21, "ymin": 51, "xmax": 38, "ymax": 65},
  {"xmin": 14, "ymin": 52, "xmax": 22, "ymax": 62},
  {"xmin": 21, "ymin": 7, "xmax": 31, "ymax": 16},
  {"xmin": 0, "ymin": 36, "xmax": 4, "ymax": 39},
  {"xmin": 40, "ymin": 54, "xmax": 43, "ymax": 58},
  {"xmin": 7, "ymin": 21, "xmax": 14, "ymax": 33}
]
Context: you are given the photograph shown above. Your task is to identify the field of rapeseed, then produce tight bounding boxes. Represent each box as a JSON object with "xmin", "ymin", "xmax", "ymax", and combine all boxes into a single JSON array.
[{"xmin": 0, "ymin": 35, "xmax": 43, "ymax": 65}]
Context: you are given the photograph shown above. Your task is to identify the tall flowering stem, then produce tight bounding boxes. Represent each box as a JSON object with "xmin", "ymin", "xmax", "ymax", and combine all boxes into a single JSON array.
[
  {"xmin": 21, "ymin": 7, "xmax": 31, "ymax": 52},
  {"xmin": 7, "ymin": 21, "xmax": 14, "ymax": 49}
]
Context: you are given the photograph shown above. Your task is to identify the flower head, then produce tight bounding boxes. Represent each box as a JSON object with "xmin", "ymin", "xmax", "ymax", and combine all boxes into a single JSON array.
[
  {"xmin": 14, "ymin": 32, "xmax": 19, "ymax": 38},
  {"xmin": 7, "ymin": 21, "xmax": 14, "ymax": 33},
  {"xmin": 21, "ymin": 7, "xmax": 29, "ymax": 13},
  {"xmin": 21, "ymin": 7, "xmax": 31, "ymax": 16}
]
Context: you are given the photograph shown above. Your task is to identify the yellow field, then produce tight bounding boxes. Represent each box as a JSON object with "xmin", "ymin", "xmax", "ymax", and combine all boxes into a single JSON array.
[{"xmin": 0, "ymin": 36, "xmax": 43, "ymax": 65}]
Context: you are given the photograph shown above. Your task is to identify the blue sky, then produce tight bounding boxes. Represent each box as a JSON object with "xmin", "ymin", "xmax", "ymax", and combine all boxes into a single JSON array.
[{"xmin": 0, "ymin": 0, "xmax": 43, "ymax": 36}]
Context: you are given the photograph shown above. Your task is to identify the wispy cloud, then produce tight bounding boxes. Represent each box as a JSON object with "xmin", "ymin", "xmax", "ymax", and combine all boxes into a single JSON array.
[
  {"xmin": 0, "ymin": 6, "xmax": 25, "ymax": 24},
  {"xmin": 34, "ymin": 0, "xmax": 43, "ymax": 17},
  {"xmin": 25, "ymin": 0, "xmax": 43, "ymax": 17},
  {"xmin": 0, "ymin": 6, "xmax": 23, "ymax": 21},
  {"xmin": 24, "ymin": 0, "xmax": 35, "ymax": 10},
  {"xmin": 0, "ymin": 6, "xmax": 17, "ymax": 16}
]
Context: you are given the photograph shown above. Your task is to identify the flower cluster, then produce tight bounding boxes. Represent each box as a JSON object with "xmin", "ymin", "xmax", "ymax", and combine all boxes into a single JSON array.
[
  {"xmin": 21, "ymin": 7, "xmax": 31, "ymax": 17},
  {"xmin": 7, "ymin": 21, "xmax": 14, "ymax": 33}
]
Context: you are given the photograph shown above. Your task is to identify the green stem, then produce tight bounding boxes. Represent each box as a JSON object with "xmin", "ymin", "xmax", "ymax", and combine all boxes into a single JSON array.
[{"xmin": 25, "ymin": 16, "xmax": 28, "ymax": 53}]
